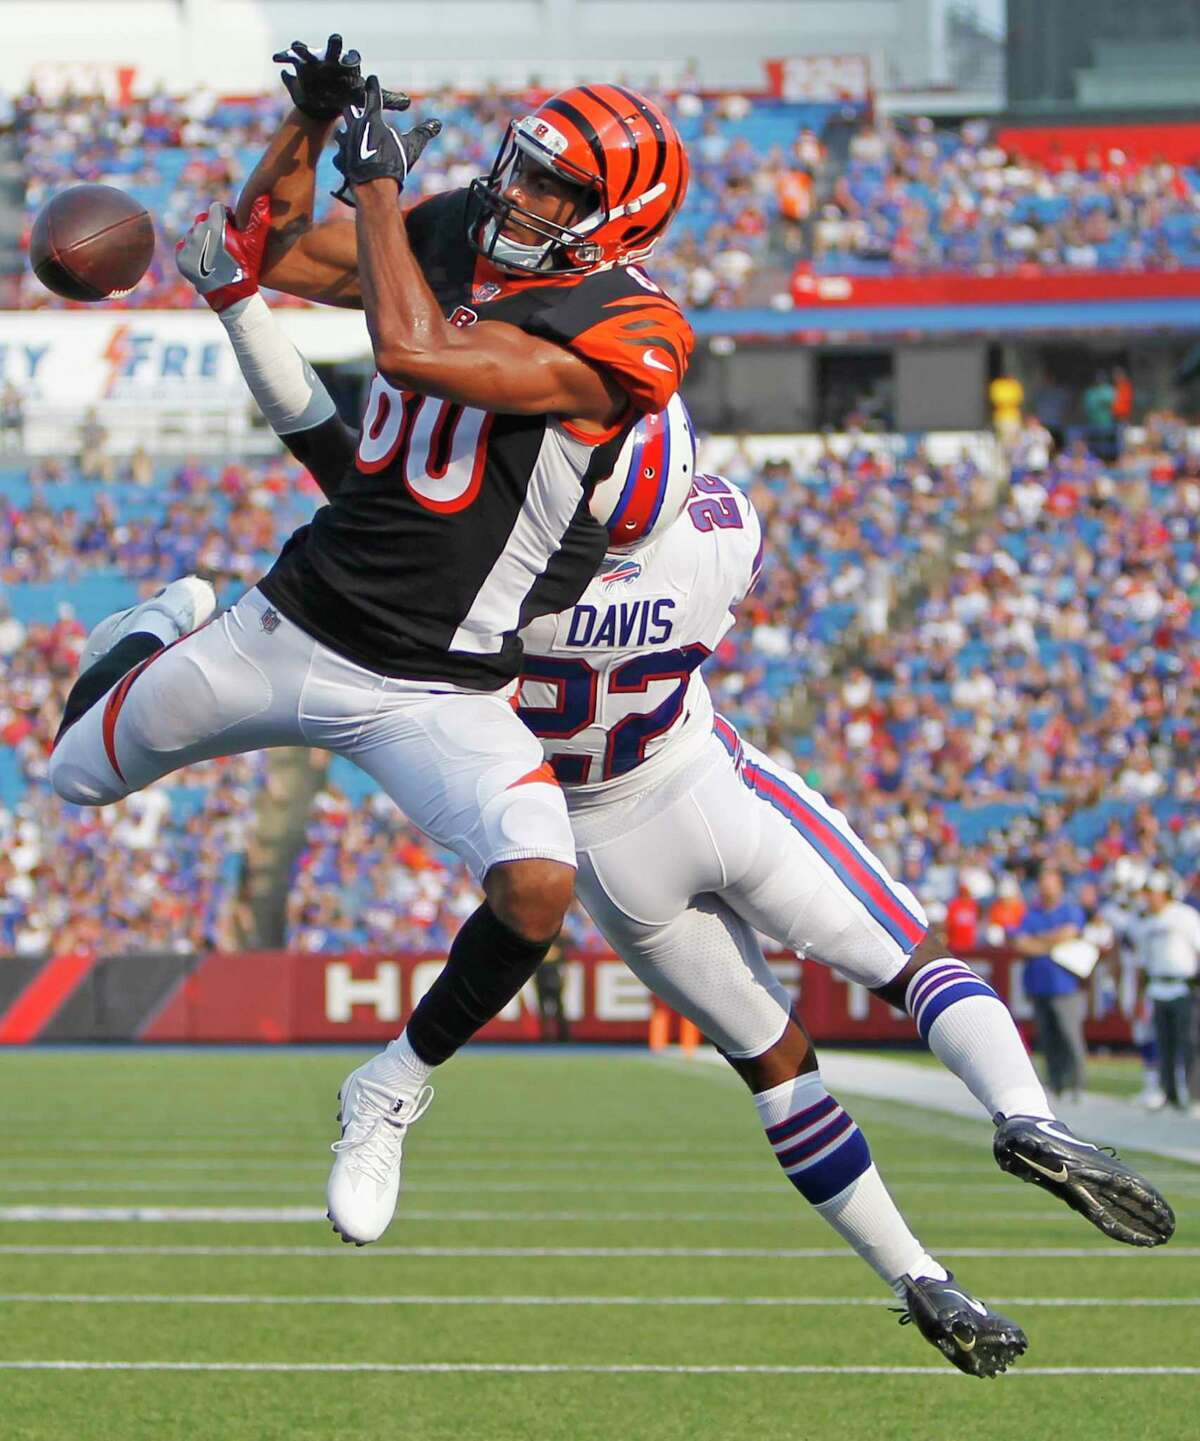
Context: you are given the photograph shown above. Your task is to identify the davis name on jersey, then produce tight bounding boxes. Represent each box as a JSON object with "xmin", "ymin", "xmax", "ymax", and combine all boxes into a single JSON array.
[
  {"xmin": 518, "ymin": 475, "xmax": 762, "ymax": 788},
  {"xmin": 563, "ymin": 596, "xmax": 677, "ymax": 648}
]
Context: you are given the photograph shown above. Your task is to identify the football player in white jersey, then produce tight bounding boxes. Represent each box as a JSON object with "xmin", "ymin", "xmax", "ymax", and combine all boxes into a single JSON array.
[{"xmin": 179, "ymin": 215, "xmax": 1173, "ymax": 1374}]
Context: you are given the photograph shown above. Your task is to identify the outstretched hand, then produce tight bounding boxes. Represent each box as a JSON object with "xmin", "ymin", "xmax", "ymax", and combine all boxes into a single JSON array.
[
  {"xmin": 331, "ymin": 76, "xmax": 441, "ymax": 206},
  {"xmin": 176, "ymin": 196, "xmax": 271, "ymax": 312},
  {"xmin": 273, "ymin": 34, "xmax": 410, "ymax": 121}
]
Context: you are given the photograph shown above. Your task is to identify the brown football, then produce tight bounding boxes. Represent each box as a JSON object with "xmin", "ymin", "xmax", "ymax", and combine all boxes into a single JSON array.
[{"xmin": 30, "ymin": 184, "xmax": 156, "ymax": 301}]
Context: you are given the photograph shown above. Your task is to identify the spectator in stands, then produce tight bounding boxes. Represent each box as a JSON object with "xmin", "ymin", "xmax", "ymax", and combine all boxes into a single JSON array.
[
  {"xmin": 534, "ymin": 936, "xmax": 571, "ymax": 1043},
  {"xmin": 1012, "ymin": 866, "xmax": 1089, "ymax": 1101},
  {"xmin": 1, "ymin": 384, "xmax": 24, "ymax": 452},
  {"xmin": 989, "ymin": 373, "xmax": 1024, "ymax": 449},
  {"xmin": 0, "ymin": 599, "xmax": 25, "ymax": 658},
  {"xmin": 76, "ymin": 409, "xmax": 114, "ymax": 483},
  {"xmin": 1133, "ymin": 871, "xmax": 1200, "ymax": 1111},
  {"xmin": 945, "ymin": 881, "xmax": 980, "ymax": 955},
  {"xmin": 1112, "ymin": 366, "xmax": 1134, "ymax": 436},
  {"xmin": 1083, "ymin": 371, "xmax": 1118, "ymax": 462},
  {"xmin": 987, "ymin": 875, "xmax": 1027, "ymax": 941}
]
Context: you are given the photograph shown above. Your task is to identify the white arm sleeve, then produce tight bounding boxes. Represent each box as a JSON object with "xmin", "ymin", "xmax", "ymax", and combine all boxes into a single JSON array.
[{"xmin": 219, "ymin": 293, "xmax": 337, "ymax": 436}]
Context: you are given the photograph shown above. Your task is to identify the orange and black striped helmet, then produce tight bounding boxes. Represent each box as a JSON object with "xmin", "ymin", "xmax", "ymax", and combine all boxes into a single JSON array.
[{"xmin": 467, "ymin": 84, "xmax": 689, "ymax": 274}]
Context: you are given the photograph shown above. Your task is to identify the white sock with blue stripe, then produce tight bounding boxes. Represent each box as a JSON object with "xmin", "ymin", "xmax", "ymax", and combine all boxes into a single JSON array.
[
  {"xmin": 755, "ymin": 1072, "xmax": 946, "ymax": 1295},
  {"xmin": 906, "ymin": 959, "xmax": 1053, "ymax": 1120}
]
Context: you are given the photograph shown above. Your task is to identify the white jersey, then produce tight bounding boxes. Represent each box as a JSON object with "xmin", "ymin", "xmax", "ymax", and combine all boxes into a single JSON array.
[{"xmin": 517, "ymin": 476, "xmax": 762, "ymax": 794}]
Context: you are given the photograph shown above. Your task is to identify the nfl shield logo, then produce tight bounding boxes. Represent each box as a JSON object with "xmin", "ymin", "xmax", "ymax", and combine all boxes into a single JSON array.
[
  {"xmin": 260, "ymin": 607, "xmax": 280, "ymax": 634},
  {"xmin": 473, "ymin": 280, "xmax": 502, "ymax": 303}
]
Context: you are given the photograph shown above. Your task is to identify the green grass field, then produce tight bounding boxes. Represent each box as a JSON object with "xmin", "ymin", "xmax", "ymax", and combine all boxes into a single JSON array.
[{"xmin": 0, "ymin": 1047, "xmax": 1195, "ymax": 1441}]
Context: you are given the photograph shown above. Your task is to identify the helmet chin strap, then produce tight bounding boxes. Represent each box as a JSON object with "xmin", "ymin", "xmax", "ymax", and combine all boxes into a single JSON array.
[{"xmin": 483, "ymin": 217, "xmax": 555, "ymax": 272}]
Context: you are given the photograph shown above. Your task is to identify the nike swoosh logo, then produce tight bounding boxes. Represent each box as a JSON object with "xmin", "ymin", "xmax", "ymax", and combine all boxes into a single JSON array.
[
  {"xmin": 360, "ymin": 131, "xmax": 379, "ymax": 161},
  {"xmin": 954, "ymin": 1333, "xmax": 977, "ymax": 1353},
  {"xmin": 943, "ymin": 1288, "xmax": 988, "ymax": 1316},
  {"xmin": 1017, "ymin": 1151, "xmax": 1069, "ymax": 1184},
  {"xmin": 197, "ymin": 230, "xmax": 215, "ymax": 278},
  {"xmin": 643, "ymin": 349, "xmax": 672, "ymax": 373},
  {"xmin": 1035, "ymin": 1120, "xmax": 1097, "ymax": 1150}
]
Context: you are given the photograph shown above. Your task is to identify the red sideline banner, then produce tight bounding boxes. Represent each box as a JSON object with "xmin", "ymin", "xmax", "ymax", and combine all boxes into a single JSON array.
[
  {"xmin": 0, "ymin": 948, "xmax": 1132, "ymax": 1045},
  {"xmin": 789, "ymin": 267, "xmax": 1200, "ymax": 308},
  {"xmin": 131, "ymin": 949, "xmax": 1127, "ymax": 1046}
]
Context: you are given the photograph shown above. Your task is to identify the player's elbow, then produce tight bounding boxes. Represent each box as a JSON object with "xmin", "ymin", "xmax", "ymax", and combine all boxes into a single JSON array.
[{"xmin": 374, "ymin": 341, "xmax": 428, "ymax": 391}]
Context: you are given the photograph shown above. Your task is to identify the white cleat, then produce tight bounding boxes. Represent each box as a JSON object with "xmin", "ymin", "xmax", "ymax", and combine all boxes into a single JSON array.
[
  {"xmin": 326, "ymin": 1059, "xmax": 434, "ymax": 1246},
  {"xmin": 80, "ymin": 575, "xmax": 216, "ymax": 674}
]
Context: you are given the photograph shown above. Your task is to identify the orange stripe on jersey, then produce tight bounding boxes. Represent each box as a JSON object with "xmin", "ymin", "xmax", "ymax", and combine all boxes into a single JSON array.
[
  {"xmin": 576, "ymin": 85, "xmax": 641, "ymax": 203},
  {"xmin": 559, "ymin": 407, "xmax": 633, "ymax": 446},
  {"xmin": 569, "ymin": 298, "xmax": 695, "ymax": 412},
  {"xmin": 506, "ymin": 761, "xmax": 560, "ymax": 790}
]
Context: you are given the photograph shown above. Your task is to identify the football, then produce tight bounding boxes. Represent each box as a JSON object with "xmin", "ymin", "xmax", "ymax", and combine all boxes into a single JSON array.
[{"xmin": 29, "ymin": 183, "xmax": 156, "ymax": 301}]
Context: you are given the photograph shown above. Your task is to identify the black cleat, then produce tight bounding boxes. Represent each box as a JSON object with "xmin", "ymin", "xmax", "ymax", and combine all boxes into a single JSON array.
[
  {"xmin": 993, "ymin": 1115, "xmax": 1175, "ymax": 1248},
  {"xmin": 900, "ymin": 1272, "xmax": 1028, "ymax": 1378}
]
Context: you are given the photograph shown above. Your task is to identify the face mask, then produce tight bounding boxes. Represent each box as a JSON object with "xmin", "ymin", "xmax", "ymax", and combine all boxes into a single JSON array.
[{"xmin": 481, "ymin": 215, "xmax": 555, "ymax": 272}]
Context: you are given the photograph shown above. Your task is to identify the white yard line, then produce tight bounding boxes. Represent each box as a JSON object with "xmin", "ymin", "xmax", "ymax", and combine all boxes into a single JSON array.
[
  {"xmin": 0, "ymin": 1203, "xmax": 1188, "ymax": 1226},
  {"xmin": 0, "ymin": 1180, "xmax": 847, "ymax": 1196},
  {"xmin": 0, "ymin": 1360, "xmax": 1196, "ymax": 1376},
  {"xmin": 0, "ymin": 1242, "xmax": 1194, "ymax": 1258},
  {"xmin": 0, "ymin": 1138, "xmax": 759, "ymax": 1156},
  {"xmin": 0, "ymin": 1178, "xmax": 1094, "ymax": 1197},
  {"xmin": 0, "ymin": 1207, "xmax": 328, "ymax": 1224},
  {"xmin": 0, "ymin": 1293, "xmax": 1195, "ymax": 1308},
  {"xmin": 5, "ymin": 1153, "xmax": 1194, "ymax": 1178}
]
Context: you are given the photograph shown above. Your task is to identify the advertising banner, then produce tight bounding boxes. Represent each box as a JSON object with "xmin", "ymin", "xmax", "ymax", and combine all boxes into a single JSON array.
[
  {"xmin": 0, "ymin": 948, "xmax": 1134, "ymax": 1047},
  {"xmin": 0, "ymin": 309, "xmax": 371, "ymax": 407},
  {"xmin": 790, "ymin": 267, "xmax": 1200, "ymax": 309},
  {"xmin": 765, "ymin": 55, "xmax": 872, "ymax": 103}
]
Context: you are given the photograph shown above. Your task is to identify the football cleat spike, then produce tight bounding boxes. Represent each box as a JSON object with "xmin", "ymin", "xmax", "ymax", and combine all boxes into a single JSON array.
[
  {"xmin": 900, "ymin": 1272, "xmax": 1028, "ymax": 1378},
  {"xmin": 993, "ymin": 1114, "xmax": 1175, "ymax": 1247}
]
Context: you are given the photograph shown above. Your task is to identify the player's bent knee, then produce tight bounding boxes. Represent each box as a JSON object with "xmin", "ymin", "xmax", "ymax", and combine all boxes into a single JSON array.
[
  {"xmin": 486, "ymin": 859, "xmax": 575, "ymax": 944},
  {"xmin": 871, "ymin": 928, "xmax": 946, "ymax": 1008},
  {"xmin": 908, "ymin": 928, "xmax": 945, "ymax": 968}
]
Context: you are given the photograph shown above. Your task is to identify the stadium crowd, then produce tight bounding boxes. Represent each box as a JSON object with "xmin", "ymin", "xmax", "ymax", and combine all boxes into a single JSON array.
[
  {"xmin": 811, "ymin": 116, "xmax": 1200, "ymax": 274},
  {"xmin": 14, "ymin": 83, "xmax": 819, "ymax": 312},
  {"xmin": 798, "ymin": 409, "xmax": 1200, "ymax": 943},
  {"xmin": 15, "ymin": 84, "xmax": 1200, "ymax": 316},
  {"xmin": 0, "ymin": 435, "xmax": 982, "ymax": 953},
  {"xmin": 3, "ymin": 422, "xmax": 1199, "ymax": 959},
  {"xmin": 0, "ymin": 447, "xmax": 321, "ymax": 956}
]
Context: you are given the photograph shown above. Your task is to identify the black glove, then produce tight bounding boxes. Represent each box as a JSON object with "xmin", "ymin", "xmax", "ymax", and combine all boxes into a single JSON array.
[
  {"xmin": 331, "ymin": 76, "xmax": 441, "ymax": 206},
  {"xmin": 273, "ymin": 34, "xmax": 410, "ymax": 121}
]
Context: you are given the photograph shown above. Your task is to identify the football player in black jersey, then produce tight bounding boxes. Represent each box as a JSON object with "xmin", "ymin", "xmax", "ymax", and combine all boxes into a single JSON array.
[{"xmin": 49, "ymin": 37, "xmax": 694, "ymax": 1247}]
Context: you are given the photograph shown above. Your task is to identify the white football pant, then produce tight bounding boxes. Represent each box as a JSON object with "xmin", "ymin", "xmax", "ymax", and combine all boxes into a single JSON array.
[
  {"xmin": 50, "ymin": 588, "xmax": 575, "ymax": 880},
  {"xmin": 569, "ymin": 720, "xmax": 928, "ymax": 1057}
]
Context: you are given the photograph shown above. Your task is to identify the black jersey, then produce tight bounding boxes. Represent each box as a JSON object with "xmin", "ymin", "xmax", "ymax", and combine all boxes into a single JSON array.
[{"xmin": 259, "ymin": 189, "xmax": 694, "ymax": 690}]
